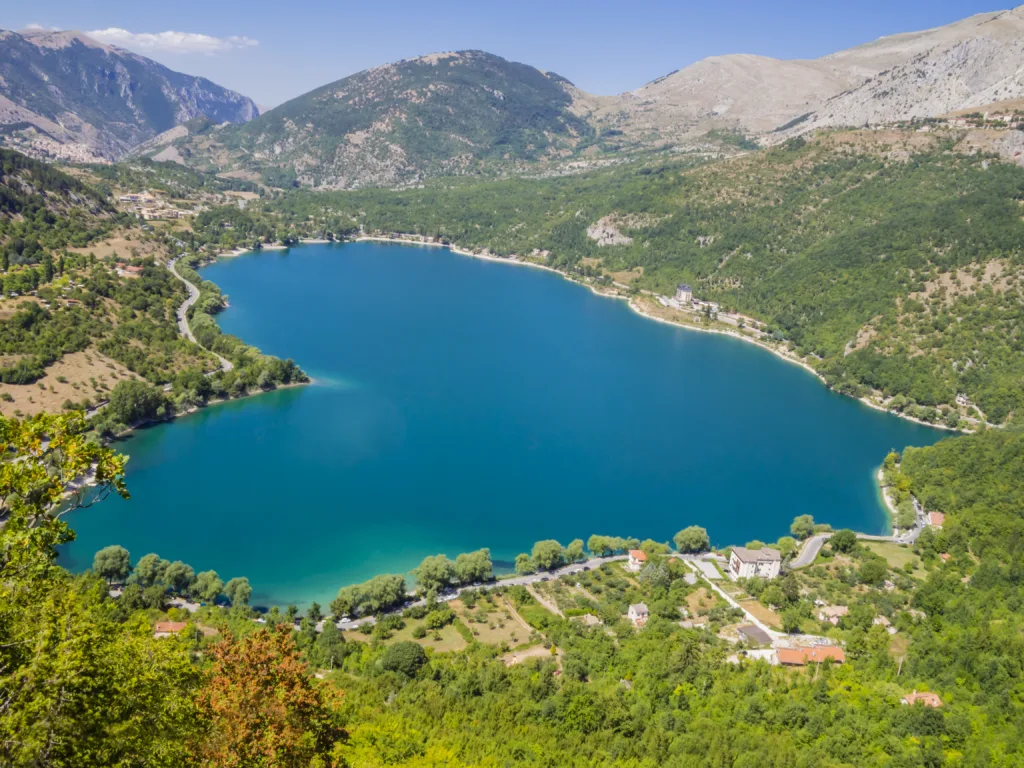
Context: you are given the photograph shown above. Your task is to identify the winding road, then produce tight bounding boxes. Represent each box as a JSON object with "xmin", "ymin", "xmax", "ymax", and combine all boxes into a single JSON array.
[{"xmin": 168, "ymin": 256, "xmax": 233, "ymax": 373}]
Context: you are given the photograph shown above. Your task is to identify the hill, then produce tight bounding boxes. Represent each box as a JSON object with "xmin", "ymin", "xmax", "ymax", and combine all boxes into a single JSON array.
[
  {"xmin": 173, "ymin": 50, "xmax": 597, "ymax": 189},
  {"xmin": 238, "ymin": 122, "xmax": 1024, "ymax": 425},
  {"xmin": 0, "ymin": 29, "xmax": 258, "ymax": 162}
]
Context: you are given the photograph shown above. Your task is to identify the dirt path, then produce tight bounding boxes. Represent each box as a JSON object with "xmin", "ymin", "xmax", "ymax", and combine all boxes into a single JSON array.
[{"xmin": 527, "ymin": 584, "xmax": 564, "ymax": 618}]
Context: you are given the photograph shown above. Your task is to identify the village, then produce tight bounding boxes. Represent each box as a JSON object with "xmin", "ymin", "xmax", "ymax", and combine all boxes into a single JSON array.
[
  {"xmin": 117, "ymin": 190, "xmax": 197, "ymax": 221},
  {"xmin": 147, "ymin": 509, "xmax": 950, "ymax": 710}
]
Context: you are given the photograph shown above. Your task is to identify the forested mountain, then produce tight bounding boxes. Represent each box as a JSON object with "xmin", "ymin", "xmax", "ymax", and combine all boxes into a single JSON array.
[
  {"xmin": 0, "ymin": 29, "xmax": 258, "ymax": 162},
  {"xmin": 166, "ymin": 50, "xmax": 597, "ymax": 189}
]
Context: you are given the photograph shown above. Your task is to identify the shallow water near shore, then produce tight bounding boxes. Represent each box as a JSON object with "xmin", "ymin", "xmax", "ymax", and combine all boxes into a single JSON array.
[{"xmin": 61, "ymin": 242, "xmax": 942, "ymax": 606}]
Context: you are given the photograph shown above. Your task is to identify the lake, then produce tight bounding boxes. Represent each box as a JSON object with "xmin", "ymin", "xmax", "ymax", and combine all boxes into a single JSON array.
[{"xmin": 62, "ymin": 242, "xmax": 942, "ymax": 607}]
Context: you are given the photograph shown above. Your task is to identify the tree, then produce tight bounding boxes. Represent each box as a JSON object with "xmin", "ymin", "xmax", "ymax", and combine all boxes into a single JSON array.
[
  {"xmin": 674, "ymin": 526, "xmax": 711, "ymax": 553},
  {"xmin": 830, "ymin": 529, "xmax": 857, "ymax": 553},
  {"xmin": 775, "ymin": 536, "xmax": 798, "ymax": 559},
  {"xmin": 312, "ymin": 620, "xmax": 345, "ymax": 670},
  {"xmin": 133, "ymin": 553, "xmax": 169, "ymax": 587},
  {"xmin": 588, "ymin": 535, "xmax": 612, "ymax": 557},
  {"xmin": 194, "ymin": 570, "xmax": 224, "ymax": 604},
  {"xmin": 380, "ymin": 641, "xmax": 428, "ymax": 677},
  {"xmin": 105, "ymin": 380, "xmax": 170, "ymax": 427},
  {"xmin": 93, "ymin": 545, "xmax": 131, "ymax": 584},
  {"xmin": 565, "ymin": 539, "xmax": 585, "ymax": 563},
  {"xmin": 164, "ymin": 561, "xmax": 195, "ymax": 595},
  {"xmin": 514, "ymin": 553, "xmax": 535, "ymax": 575},
  {"xmin": 858, "ymin": 559, "xmax": 888, "ymax": 586},
  {"xmin": 224, "ymin": 577, "xmax": 252, "ymax": 606},
  {"xmin": 790, "ymin": 515, "xmax": 816, "ymax": 540},
  {"xmin": 195, "ymin": 626, "xmax": 345, "ymax": 766},
  {"xmin": 413, "ymin": 554, "xmax": 456, "ymax": 593},
  {"xmin": 531, "ymin": 540, "xmax": 565, "ymax": 571},
  {"xmin": 0, "ymin": 413, "xmax": 209, "ymax": 766},
  {"xmin": 453, "ymin": 548, "xmax": 492, "ymax": 584},
  {"xmin": 781, "ymin": 608, "xmax": 805, "ymax": 634},
  {"xmin": 308, "ymin": 602, "xmax": 323, "ymax": 624}
]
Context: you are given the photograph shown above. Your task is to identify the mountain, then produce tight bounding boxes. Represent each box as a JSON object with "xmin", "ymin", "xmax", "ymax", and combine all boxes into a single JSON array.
[
  {"xmin": 169, "ymin": 50, "xmax": 595, "ymax": 188},
  {"xmin": 0, "ymin": 29, "xmax": 258, "ymax": 162},
  {"xmin": 595, "ymin": 6, "xmax": 1024, "ymax": 146},
  {"xmin": 158, "ymin": 6, "xmax": 1024, "ymax": 188}
]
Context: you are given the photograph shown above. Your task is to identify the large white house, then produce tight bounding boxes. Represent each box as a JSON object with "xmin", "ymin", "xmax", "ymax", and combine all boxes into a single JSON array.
[
  {"xmin": 675, "ymin": 284, "xmax": 693, "ymax": 303},
  {"xmin": 728, "ymin": 547, "xmax": 782, "ymax": 580}
]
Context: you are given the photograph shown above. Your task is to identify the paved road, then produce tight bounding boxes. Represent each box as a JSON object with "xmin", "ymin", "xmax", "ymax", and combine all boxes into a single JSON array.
[
  {"xmin": 168, "ymin": 257, "xmax": 233, "ymax": 373},
  {"xmin": 790, "ymin": 534, "xmax": 831, "ymax": 569}
]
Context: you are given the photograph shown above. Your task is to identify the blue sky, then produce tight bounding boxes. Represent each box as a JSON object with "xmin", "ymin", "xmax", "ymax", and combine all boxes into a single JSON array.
[{"xmin": 8, "ymin": 1, "xmax": 1009, "ymax": 106}]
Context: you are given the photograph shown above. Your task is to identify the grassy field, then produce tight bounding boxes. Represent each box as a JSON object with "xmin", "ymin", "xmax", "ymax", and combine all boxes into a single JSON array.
[
  {"xmin": 343, "ymin": 619, "xmax": 468, "ymax": 653},
  {"xmin": 738, "ymin": 599, "xmax": 783, "ymax": 630},
  {"xmin": 454, "ymin": 598, "xmax": 531, "ymax": 648},
  {"xmin": 685, "ymin": 588, "xmax": 721, "ymax": 616},
  {"xmin": 864, "ymin": 541, "xmax": 922, "ymax": 574}
]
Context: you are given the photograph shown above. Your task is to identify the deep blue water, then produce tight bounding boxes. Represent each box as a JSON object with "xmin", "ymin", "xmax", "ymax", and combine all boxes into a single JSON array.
[{"xmin": 62, "ymin": 242, "xmax": 941, "ymax": 606}]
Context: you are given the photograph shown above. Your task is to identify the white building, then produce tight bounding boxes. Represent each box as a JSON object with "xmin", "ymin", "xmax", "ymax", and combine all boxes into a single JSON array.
[
  {"xmin": 627, "ymin": 603, "xmax": 649, "ymax": 627},
  {"xmin": 728, "ymin": 547, "xmax": 782, "ymax": 580},
  {"xmin": 675, "ymin": 284, "xmax": 693, "ymax": 303},
  {"xmin": 626, "ymin": 549, "xmax": 647, "ymax": 572}
]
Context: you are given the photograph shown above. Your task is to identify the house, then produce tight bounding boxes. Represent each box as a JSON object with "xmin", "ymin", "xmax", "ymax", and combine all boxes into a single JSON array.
[
  {"xmin": 928, "ymin": 511, "xmax": 945, "ymax": 528},
  {"xmin": 153, "ymin": 621, "xmax": 188, "ymax": 638},
  {"xmin": 675, "ymin": 284, "xmax": 693, "ymax": 303},
  {"xmin": 776, "ymin": 645, "xmax": 846, "ymax": 666},
  {"xmin": 627, "ymin": 549, "xmax": 648, "ymax": 572},
  {"xmin": 728, "ymin": 547, "xmax": 782, "ymax": 580},
  {"xmin": 627, "ymin": 603, "xmax": 649, "ymax": 628},
  {"xmin": 817, "ymin": 605, "xmax": 849, "ymax": 625},
  {"xmin": 902, "ymin": 690, "xmax": 943, "ymax": 708},
  {"xmin": 125, "ymin": 265, "xmax": 144, "ymax": 275}
]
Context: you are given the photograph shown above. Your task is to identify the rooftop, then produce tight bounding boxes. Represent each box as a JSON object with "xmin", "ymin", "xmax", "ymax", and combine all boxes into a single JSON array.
[
  {"xmin": 731, "ymin": 546, "xmax": 782, "ymax": 563},
  {"xmin": 628, "ymin": 549, "xmax": 647, "ymax": 561},
  {"xmin": 737, "ymin": 624, "xmax": 772, "ymax": 645},
  {"xmin": 902, "ymin": 690, "xmax": 943, "ymax": 708},
  {"xmin": 629, "ymin": 603, "xmax": 649, "ymax": 615},
  {"xmin": 153, "ymin": 621, "xmax": 188, "ymax": 634}
]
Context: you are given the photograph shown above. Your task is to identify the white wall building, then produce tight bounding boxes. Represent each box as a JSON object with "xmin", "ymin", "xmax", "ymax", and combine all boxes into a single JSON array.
[
  {"xmin": 728, "ymin": 547, "xmax": 782, "ymax": 580},
  {"xmin": 675, "ymin": 284, "xmax": 693, "ymax": 303}
]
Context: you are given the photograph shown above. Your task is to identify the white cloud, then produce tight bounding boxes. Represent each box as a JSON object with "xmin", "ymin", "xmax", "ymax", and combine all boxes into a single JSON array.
[
  {"xmin": 86, "ymin": 27, "xmax": 259, "ymax": 55},
  {"xmin": 24, "ymin": 23, "xmax": 60, "ymax": 31}
]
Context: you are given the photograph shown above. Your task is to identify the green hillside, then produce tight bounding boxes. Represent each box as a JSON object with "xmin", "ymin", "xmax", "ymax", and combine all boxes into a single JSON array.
[
  {"xmin": 251, "ymin": 129, "xmax": 1024, "ymax": 424},
  {"xmin": 181, "ymin": 50, "xmax": 596, "ymax": 189}
]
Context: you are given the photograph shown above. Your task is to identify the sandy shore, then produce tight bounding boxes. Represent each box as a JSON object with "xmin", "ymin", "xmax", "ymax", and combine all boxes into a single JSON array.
[{"xmin": 875, "ymin": 467, "xmax": 899, "ymax": 536}]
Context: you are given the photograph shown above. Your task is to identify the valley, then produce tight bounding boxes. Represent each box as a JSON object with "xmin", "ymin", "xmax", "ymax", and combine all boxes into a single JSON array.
[{"xmin": 0, "ymin": 4, "xmax": 1023, "ymax": 765}]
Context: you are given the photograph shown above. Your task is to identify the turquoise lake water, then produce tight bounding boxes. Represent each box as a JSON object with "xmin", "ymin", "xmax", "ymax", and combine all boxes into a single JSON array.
[{"xmin": 62, "ymin": 242, "xmax": 942, "ymax": 607}]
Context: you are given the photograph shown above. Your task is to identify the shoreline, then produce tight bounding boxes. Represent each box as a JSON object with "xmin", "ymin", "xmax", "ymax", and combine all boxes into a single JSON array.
[
  {"xmin": 342, "ymin": 236, "xmax": 961, "ymax": 433},
  {"xmin": 875, "ymin": 467, "xmax": 899, "ymax": 537}
]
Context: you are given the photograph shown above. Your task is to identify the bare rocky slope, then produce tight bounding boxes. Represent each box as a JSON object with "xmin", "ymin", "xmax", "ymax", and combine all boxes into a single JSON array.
[
  {"xmin": 0, "ymin": 29, "xmax": 258, "ymax": 162},
  {"xmin": 597, "ymin": 6, "xmax": 1024, "ymax": 146}
]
